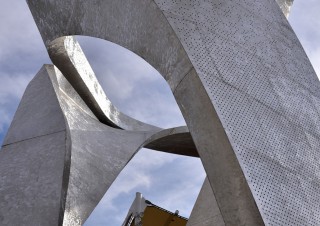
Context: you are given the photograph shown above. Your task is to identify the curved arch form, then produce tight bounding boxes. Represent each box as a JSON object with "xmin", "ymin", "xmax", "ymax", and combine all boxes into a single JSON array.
[
  {"xmin": 49, "ymin": 65, "xmax": 200, "ymax": 224},
  {"xmin": 0, "ymin": 64, "xmax": 200, "ymax": 225},
  {"xmin": 22, "ymin": 0, "xmax": 320, "ymax": 225},
  {"xmin": 48, "ymin": 36, "xmax": 160, "ymax": 131},
  {"xmin": 28, "ymin": 0, "xmax": 193, "ymax": 92},
  {"xmin": 144, "ymin": 126, "xmax": 199, "ymax": 157},
  {"xmin": 27, "ymin": 1, "xmax": 263, "ymax": 225},
  {"xmin": 48, "ymin": 35, "xmax": 199, "ymax": 155}
]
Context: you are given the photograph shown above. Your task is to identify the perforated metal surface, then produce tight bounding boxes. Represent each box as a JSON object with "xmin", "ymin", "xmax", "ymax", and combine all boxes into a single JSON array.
[
  {"xmin": 155, "ymin": 0, "xmax": 320, "ymax": 225},
  {"xmin": 24, "ymin": 0, "xmax": 319, "ymax": 224}
]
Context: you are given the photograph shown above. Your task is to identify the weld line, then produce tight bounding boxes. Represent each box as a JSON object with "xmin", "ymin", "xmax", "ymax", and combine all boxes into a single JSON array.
[
  {"xmin": 2, "ymin": 129, "xmax": 66, "ymax": 148},
  {"xmin": 173, "ymin": 66, "xmax": 194, "ymax": 94}
]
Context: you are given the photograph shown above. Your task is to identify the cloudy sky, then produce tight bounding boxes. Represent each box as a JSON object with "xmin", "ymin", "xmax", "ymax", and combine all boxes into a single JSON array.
[{"xmin": 0, "ymin": 1, "xmax": 319, "ymax": 225}]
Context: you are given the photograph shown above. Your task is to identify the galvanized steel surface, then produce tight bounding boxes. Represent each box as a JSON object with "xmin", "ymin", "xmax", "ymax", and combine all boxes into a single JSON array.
[
  {"xmin": 0, "ymin": 64, "xmax": 199, "ymax": 225},
  {"xmin": 27, "ymin": 0, "xmax": 320, "ymax": 225},
  {"xmin": 2, "ymin": 0, "xmax": 319, "ymax": 225},
  {"xmin": 157, "ymin": 0, "xmax": 319, "ymax": 225},
  {"xmin": 48, "ymin": 36, "xmax": 160, "ymax": 131}
]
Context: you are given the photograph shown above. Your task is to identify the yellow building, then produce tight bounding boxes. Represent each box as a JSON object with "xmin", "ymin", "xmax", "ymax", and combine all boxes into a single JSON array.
[{"xmin": 122, "ymin": 193, "xmax": 188, "ymax": 226}]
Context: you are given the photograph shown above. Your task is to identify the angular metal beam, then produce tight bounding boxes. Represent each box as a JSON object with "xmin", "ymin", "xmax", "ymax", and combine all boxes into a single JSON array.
[
  {"xmin": 48, "ymin": 36, "xmax": 160, "ymax": 131},
  {"xmin": 3, "ymin": 0, "xmax": 318, "ymax": 225},
  {"xmin": 0, "ymin": 64, "xmax": 199, "ymax": 225},
  {"xmin": 27, "ymin": 0, "xmax": 264, "ymax": 224}
]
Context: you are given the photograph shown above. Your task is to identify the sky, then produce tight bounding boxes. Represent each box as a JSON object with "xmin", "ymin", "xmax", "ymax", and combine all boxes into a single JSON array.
[{"xmin": 0, "ymin": 1, "xmax": 319, "ymax": 226}]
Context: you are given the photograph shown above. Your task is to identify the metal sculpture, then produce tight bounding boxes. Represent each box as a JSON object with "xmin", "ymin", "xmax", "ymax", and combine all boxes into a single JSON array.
[{"xmin": 2, "ymin": 0, "xmax": 320, "ymax": 225}]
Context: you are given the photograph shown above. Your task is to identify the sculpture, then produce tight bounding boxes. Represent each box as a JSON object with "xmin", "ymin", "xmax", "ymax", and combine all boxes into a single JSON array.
[{"xmin": 2, "ymin": 0, "xmax": 320, "ymax": 225}]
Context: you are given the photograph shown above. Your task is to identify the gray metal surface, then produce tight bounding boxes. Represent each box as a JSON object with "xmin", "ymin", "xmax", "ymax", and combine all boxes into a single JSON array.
[
  {"xmin": 144, "ymin": 126, "xmax": 198, "ymax": 157},
  {"xmin": 2, "ymin": 66, "xmax": 66, "ymax": 146},
  {"xmin": 174, "ymin": 67, "xmax": 263, "ymax": 225},
  {"xmin": 160, "ymin": 1, "xmax": 320, "ymax": 225},
  {"xmin": 27, "ymin": 0, "xmax": 193, "ymax": 92},
  {"xmin": 187, "ymin": 178, "xmax": 224, "ymax": 226},
  {"xmin": 3, "ymin": 0, "xmax": 319, "ymax": 225},
  {"xmin": 159, "ymin": 1, "xmax": 320, "ymax": 225},
  {"xmin": 276, "ymin": 0, "xmax": 294, "ymax": 17},
  {"xmin": 49, "ymin": 66, "xmax": 152, "ymax": 225},
  {"xmin": 27, "ymin": 1, "xmax": 263, "ymax": 224},
  {"xmin": 0, "ymin": 66, "xmax": 68, "ymax": 226},
  {"xmin": 0, "ymin": 64, "xmax": 199, "ymax": 225},
  {"xmin": 48, "ymin": 36, "xmax": 160, "ymax": 131}
]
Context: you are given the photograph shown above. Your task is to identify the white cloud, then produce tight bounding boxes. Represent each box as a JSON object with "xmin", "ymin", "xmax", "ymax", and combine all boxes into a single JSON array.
[
  {"xmin": 0, "ymin": 73, "xmax": 33, "ymax": 136},
  {"xmin": 97, "ymin": 171, "xmax": 151, "ymax": 212},
  {"xmin": 289, "ymin": 0, "xmax": 320, "ymax": 78},
  {"xmin": 0, "ymin": 1, "xmax": 46, "ymax": 62},
  {"xmin": 149, "ymin": 157, "xmax": 206, "ymax": 217},
  {"xmin": 0, "ymin": 109, "xmax": 11, "ymax": 134},
  {"xmin": 77, "ymin": 36, "xmax": 186, "ymax": 128},
  {"xmin": 0, "ymin": 74, "xmax": 32, "ymax": 104},
  {"xmin": 2, "ymin": 1, "xmax": 320, "ymax": 226},
  {"xmin": 309, "ymin": 48, "xmax": 320, "ymax": 77},
  {"xmin": 94, "ymin": 149, "xmax": 179, "ymax": 211},
  {"xmin": 84, "ymin": 149, "xmax": 205, "ymax": 225}
]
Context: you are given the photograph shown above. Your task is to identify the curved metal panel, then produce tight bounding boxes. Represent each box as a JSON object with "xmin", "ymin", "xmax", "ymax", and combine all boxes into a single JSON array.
[
  {"xmin": 158, "ymin": 1, "xmax": 320, "ymax": 225},
  {"xmin": 27, "ymin": 0, "xmax": 193, "ymax": 92},
  {"xmin": 0, "ymin": 66, "xmax": 69, "ymax": 226},
  {"xmin": 22, "ymin": 0, "xmax": 320, "ymax": 225},
  {"xmin": 27, "ymin": 0, "xmax": 264, "ymax": 225},
  {"xmin": 51, "ymin": 64, "xmax": 206, "ymax": 224},
  {"xmin": 48, "ymin": 36, "xmax": 161, "ymax": 131},
  {"xmin": 0, "ymin": 64, "xmax": 200, "ymax": 225},
  {"xmin": 144, "ymin": 126, "xmax": 199, "ymax": 157}
]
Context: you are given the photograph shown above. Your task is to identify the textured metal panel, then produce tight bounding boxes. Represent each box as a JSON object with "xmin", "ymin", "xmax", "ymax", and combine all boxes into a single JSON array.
[
  {"xmin": 0, "ymin": 131, "xmax": 67, "ymax": 226},
  {"xmin": 23, "ymin": 0, "xmax": 320, "ymax": 225},
  {"xmin": 49, "ymin": 68, "xmax": 150, "ymax": 225},
  {"xmin": 173, "ymin": 67, "xmax": 263, "ymax": 225},
  {"xmin": 0, "ymin": 66, "xmax": 68, "ymax": 226},
  {"xmin": 2, "ymin": 66, "xmax": 66, "ymax": 146},
  {"xmin": 155, "ymin": 0, "xmax": 320, "ymax": 225},
  {"xmin": 50, "ymin": 66, "xmax": 200, "ymax": 225},
  {"xmin": 48, "ymin": 36, "xmax": 160, "ymax": 131},
  {"xmin": 26, "ymin": 0, "xmax": 193, "ymax": 92},
  {"xmin": 0, "ymin": 63, "xmax": 200, "ymax": 225}
]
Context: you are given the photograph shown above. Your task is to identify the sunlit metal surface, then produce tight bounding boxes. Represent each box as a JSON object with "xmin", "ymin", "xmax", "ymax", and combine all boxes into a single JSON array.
[
  {"xmin": 48, "ymin": 36, "xmax": 160, "ymax": 131},
  {"xmin": 275, "ymin": 0, "xmax": 294, "ymax": 17},
  {"xmin": 3, "ymin": 0, "xmax": 320, "ymax": 225},
  {"xmin": 0, "ymin": 65, "xmax": 199, "ymax": 225}
]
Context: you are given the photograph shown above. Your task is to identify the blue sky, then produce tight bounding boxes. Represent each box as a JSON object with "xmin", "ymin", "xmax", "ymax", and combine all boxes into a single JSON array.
[{"xmin": 0, "ymin": 1, "xmax": 319, "ymax": 225}]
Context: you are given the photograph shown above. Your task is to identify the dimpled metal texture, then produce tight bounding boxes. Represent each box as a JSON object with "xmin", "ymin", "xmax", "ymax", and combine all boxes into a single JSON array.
[
  {"xmin": 5, "ymin": 0, "xmax": 318, "ymax": 225},
  {"xmin": 154, "ymin": 0, "xmax": 320, "ymax": 225}
]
